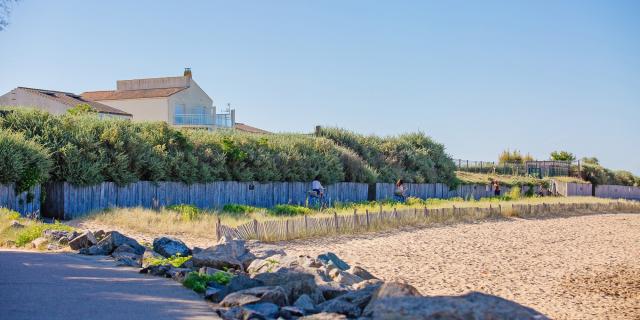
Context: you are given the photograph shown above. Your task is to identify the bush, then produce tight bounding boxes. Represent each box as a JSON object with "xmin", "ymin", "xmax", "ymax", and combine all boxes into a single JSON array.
[
  {"xmin": 269, "ymin": 204, "xmax": 312, "ymax": 216},
  {"xmin": 166, "ymin": 204, "xmax": 200, "ymax": 221},
  {"xmin": 222, "ymin": 204, "xmax": 260, "ymax": 214},
  {"xmin": 317, "ymin": 127, "xmax": 457, "ymax": 185},
  {"xmin": 0, "ymin": 208, "xmax": 21, "ymax": 220},
  {"xmin": 15, "ymin": 221, "xmax": 74, "ymax": 247},
  {"xmin": 507, "ymin": 186, "xmax": 521, "ymax": 200},
  {"xmin": 183, "ymin": 271, "xmax": 233, "ymax": 293},
  {"xmin": 0, "ymin": 128, "xmax": 52, "ymax": 193},
  {"xmin": 144, "ymin": 254, "xmax": 191, "ymax": 268}
]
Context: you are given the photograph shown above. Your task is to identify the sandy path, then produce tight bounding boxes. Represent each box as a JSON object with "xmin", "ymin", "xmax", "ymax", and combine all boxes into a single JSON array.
[{"xmin": 278, "ymin": 213, "xmax": 640, "ymax": 320}]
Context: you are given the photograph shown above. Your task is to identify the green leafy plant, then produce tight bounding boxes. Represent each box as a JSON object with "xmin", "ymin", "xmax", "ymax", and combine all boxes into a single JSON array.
[
  {"xmin": 66, "ymin": 103, "xmax": 96, "ymax": 116},
  {"xmin": 269, "ymin": 204, "xmax": 312, "ymax": 216},
  {"xmin": 183, "ymin": 271, "xmax": 234, "ymax": 293},
  {"xmin": 507, "ymin": 186, "xmax": 521, "ymax": 200},
  {"xmin": 15, "ymin": 221, "xmax": 74, "ymax": 247},
  {"xmin": 167, "ymin": 204, "xmax": 200, "ymax": 221},
  {"xmin": 222, "ymin": 204, "xmax": 260, "ymax": 214},
  {"xmin": 144, "ymin": 254, "xmax": 191, "ymax": 268}
]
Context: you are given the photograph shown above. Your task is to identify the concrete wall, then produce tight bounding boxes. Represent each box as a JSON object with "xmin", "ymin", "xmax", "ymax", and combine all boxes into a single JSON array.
[
  {"xmin": 554, "ymin": 181, "xmax": 592, "ymax": 197},
  {"xmin": 0, "ymin": 88, "xmax": 70, "ymax": 115},
  {"xmin": 94, "ymin": 97, "xmax": 169, "ymax": 122},
  {"xmin": 117, "ymin": 76, "xmax": 190, "ymax": 90}
]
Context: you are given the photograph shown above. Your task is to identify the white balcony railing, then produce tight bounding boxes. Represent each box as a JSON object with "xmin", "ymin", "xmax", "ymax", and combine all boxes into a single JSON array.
[{"xmin": 173, "ymin": 114, "xmax": 214, "ymax": 126}]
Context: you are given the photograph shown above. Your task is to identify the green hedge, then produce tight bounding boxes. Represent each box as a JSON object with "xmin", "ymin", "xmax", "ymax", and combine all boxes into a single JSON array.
[
  {"xmin": 0, "ymin": 110, "xmax": 380, "ymax": 186},
  {"xmin": 0, "ymin": 128, "xmax": 52, "ymax": 192},
  {"xmin": 317, "ymin": 127, "xmax": 457, "ymax": 185}
]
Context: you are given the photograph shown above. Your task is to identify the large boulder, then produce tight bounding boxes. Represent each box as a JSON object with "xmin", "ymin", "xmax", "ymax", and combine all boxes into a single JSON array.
[
  {"xmin": 348, "ymin": 266, "xmax": 377, "ymax": 281},
  {"xmin": 192, "ymin": 237, "xmax": 248, "ymax": 270},
  {"xmin": 242, "ymin": 302, "xmax": 280, "ymax": 319},
  {"xmin": 68, "ymin": 231, "xmax": 97, "ymax": 250},
  {"xmin": 226, "ymin": 274, "xmax": 263, "ymax": 293},
  {"xmin": 299, "ymin": 313, "xmax": 347, "ymax": 320},
  {"xmin": 220, "ymin": 286, "xmax": 289, "ymax": 307},
  {"xmin": 253, "ymin": 269, "xmax": 320, "ymax": 304},
  {"xmin": 205, "ymin": 283, "xmax": 230, "ymax": 303},
  {"xmin": 112, "ymin": 251, "xmax": 142, "ymax": 268},
  {"xmin": 294, "ymin": 294, "xmax": 318, "ymax": 314},
  {"xmin": 366, "ymin": 292, "xmax": 550, "ymax": 320},
  {"xmin": 152, "ymin": 236, "xmax": 191, "ymax": 258},
  {"xmin": 81, "ymin": 231, "xmax": 144, "ymax": 256},
  {"xmin": 317, "ymin": 299, "xmax": 361, "ymax": 318},
  {"xmin": 30, "ymin": 237, "xmax": 48, "ymax": 249},
  {"xmin": 362, "ymin": 281, "xmax": 421, "ymax": 316},
  {"xmin": 317, "ymin": 252, "xmax": 350, "ymax": 271}
]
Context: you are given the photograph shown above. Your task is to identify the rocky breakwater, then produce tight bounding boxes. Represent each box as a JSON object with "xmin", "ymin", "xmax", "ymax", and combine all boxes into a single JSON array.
[{"xmin": 71, "ymin": 232, "xmax": 549, "ymax": 320}]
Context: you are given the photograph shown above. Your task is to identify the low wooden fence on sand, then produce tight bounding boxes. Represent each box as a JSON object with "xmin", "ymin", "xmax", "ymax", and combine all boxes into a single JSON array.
[{"xmin": 216, "ymin": 200, "xmax": 640, "ymax": 242}]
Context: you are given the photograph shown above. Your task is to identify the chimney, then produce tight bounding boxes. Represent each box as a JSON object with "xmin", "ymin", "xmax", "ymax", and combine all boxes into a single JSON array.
[{"xmin": 184, "ymin": 67, "xmax": 192, "ymax": 78}]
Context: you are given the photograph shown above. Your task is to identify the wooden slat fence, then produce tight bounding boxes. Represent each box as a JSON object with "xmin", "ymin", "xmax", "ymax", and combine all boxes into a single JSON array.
[
  {"xmin": 0, "ymin": 184, "xmax": 41, "ymax": 216},
  {"xmin": 375, "ymin": 183, "xmax": 539, "ymax": 200},
  {"xmin": 43, "ymin": 181, "xmax": 369, "ymax": 220},
  {"xmin": 218, "ymin": 200, "xmax": 640, "ymax": 242},
  {"xmin": 595, "ymin": 184, "xmax": 640, "ymax": 200}
]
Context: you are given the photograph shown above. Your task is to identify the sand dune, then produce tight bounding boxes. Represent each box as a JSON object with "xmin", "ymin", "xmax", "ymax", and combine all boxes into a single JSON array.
[{"xmin": 279, "ymin": 213, "xmax": 640, "ymax": 320}]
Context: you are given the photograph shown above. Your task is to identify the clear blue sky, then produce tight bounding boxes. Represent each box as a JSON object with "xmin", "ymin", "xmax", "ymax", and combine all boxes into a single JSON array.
[{"xmin": 1, "ymin": 1, "xmax": 639, "ymax": 174}]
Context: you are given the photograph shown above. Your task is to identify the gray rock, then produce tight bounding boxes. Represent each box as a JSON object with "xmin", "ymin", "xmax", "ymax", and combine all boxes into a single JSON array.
[
  {"xmin": 106, "ymin": 231, "xmax": 145, "ymax": 255},
  {"xmin": 243, "ymin": 302, "xmax": 280, "ymax": 318},
  {"xmin": 332, "ymin": 270, "xmax": 364, "ymax": 286},
  {"xmin": 280, "ymin": 306, "xmax": 305, "ymax": 318},
  {"xmin": 200, "ymin": 266, "xmax": 225, "ymax": 276},
  {"xmin": 152, "ymin": 236, "xmax": 191, "ymax": 258},
  {"xmin": 299, "ymin": 312, "xmax": 347, "ymax": 320},
  {"xmin": 205, "ymin": 284, "xmax": 230, "ymax": 303},
  {"xmin": 246, "ymin": 257, "xmax": 284, "ymax": 274},
  {"xmin": 253, "ymin": 269, "xmax": 319, "ymax": 304},
  {"xmin": 94, "ymin": 230, "xmax": 106, "ymax": 241},
  {"xmin": 227, "ymin": 273, "xmax": 263, "ymax": 293},
  {"xmin": 362, "ymin": 281, "xmax": 421, "ymax": 316},
  {"xmin": 348, "ymin": 266, "xmax": 377, "ymax": 280},
  {"xmin": 293, "ymin": 294, "xmax": 317, "ymax": 313},
  {"xmin": 9, "ymin": 220, "xmax": 24, "ymax": 228},
  {"xmin": 140, "ymin": 264, "xmax": 171, "ymax": 277},
  {"xmin": 192, "ymin": 237, "xmax": 248, "ymax": 270},
  {"xmin": 367, "ymin": 292, "xmax": 550, "ymax": 320},
  {"xmin": 43, "ymin": 229, "xmax": 69, "ymax": 242},
  {"xmin": 317, "ymin": 252, "xmax": 349, "ymax": 271},
  {"xmin": 46, "ymin": 243, "xmax": 61, "ymax": 251},
  {"xmin": 113, "ymin": 252, "xmax": 142, "ymax": 268},
  {"xmin": 30, "ymin": 237, "xmax": 48, "ymax": 249},
  {"xmin": 329, "ymin": 283, "xmax": 380, "ymax": 310},
  {"xmin": 220, "ymin": 286, "xmax": 289, "ymax": 307},
  {"xmin": 166, "ymin": 267, "xmax": 191, "ymax": 282},
  {"xmin": 113, "ymin": 244, "xmax": 137, "ymax": 254},
  {"xmin": 318, "ymin": 283, "xmax": 348, "ymax": 301},
  {"xmin": 317, "ymin": 299, "xmax": 361, "ymax": 318},
  {"xmin": 352, "ymin": 279, "xmax": 383, "ymax": 291}
]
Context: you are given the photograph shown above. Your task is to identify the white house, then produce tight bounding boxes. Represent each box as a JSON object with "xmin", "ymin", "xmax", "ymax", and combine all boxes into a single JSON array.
[
  {"xmin": 82, "ymin": 69, "xmax": 229, "ymax": 130},
  {"xmin": 0, "ymin": 87, "xmax": 132, "ymax": 118}
]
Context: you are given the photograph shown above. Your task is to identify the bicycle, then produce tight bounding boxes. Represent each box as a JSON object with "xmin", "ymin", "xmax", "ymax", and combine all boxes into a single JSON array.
[{"xmin": 307, "ymin": 189, "xmax": 329, "ymax": 211}]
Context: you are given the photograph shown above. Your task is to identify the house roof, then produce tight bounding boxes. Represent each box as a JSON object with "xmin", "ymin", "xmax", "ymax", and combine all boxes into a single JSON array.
[
  {"xmin": 82, "ymin": 87, "xmax": 187, "ymax": 101},
  {"xmin": 17, "ymin": 87, "xmax": 132, "ymax": 116},
  {"xmin": 234, "ymin": 122, "xmax": 270, "ymax": 134}
]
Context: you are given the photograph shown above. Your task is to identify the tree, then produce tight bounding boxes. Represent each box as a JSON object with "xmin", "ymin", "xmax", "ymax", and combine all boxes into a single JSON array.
[
  {"xmin": 550, "ymin": 150, "xmax": 575, "ymax": 162},
  {"xmin": 499, "ymin": 149, "xmax": 533, "ymax": 164},
  {"xmin": 67, "ymin": 103, "xmax": 96, "ymax": 116},
  {"xmin": 0, "ymin": 0, "xmax": 19, "ymax": 31}
]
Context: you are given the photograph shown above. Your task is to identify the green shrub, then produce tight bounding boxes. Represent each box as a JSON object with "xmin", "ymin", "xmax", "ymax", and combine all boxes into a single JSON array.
[
  {"xmin": 317, "ymin": 127, "xmax": 457, "ymax": 186},
  {"xmin": 0, "ymin": 208, "xmax": 21, "ymax": 220},
  {"xmin": 222, "ymin": 204, "xmax": 260, "ymax": 214},
  {"xmin": 15, "ymin": 221, "xmax": 74, "ymax": 247},
  {"xmin": 183, "ymin": 271, "xmax": 233, "ymax": 293},
  {"xmin": 0, "ymin": 128, "xmax": 52, "ymax": 193},
  {"xmin": 507, "ymin": 186, "xmax": 521, "ymax": 200},
  {"xmin": 269, "ymin": 204, "xmax": 312, "ymax": 216},
  {"xmin": 166, "ymin": 204, "xmax": 200, "ymax": 221},
  {"xmin": 144, "ymin": 254, "xmax": 191, "ymax": 268}
]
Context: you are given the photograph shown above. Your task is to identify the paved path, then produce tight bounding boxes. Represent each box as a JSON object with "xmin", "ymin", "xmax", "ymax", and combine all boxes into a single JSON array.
[{"xmin": 0, "ymin": 250, "xmax": 218, "ymax": 320}]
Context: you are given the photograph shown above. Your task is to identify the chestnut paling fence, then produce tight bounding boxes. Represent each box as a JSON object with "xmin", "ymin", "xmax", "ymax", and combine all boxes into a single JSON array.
[{"xmin": 216, "ymin": 200, "xmax": 640, "ymax": 242}]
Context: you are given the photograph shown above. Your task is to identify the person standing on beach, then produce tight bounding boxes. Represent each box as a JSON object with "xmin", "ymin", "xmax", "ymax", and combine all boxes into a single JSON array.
[
  {"xmin": 494, "ymin": 181, "xmax": 501, "ymax": 196},
  {"xmin": 395, "ymin": 179, "xmax": 407, "ymax": 202}
]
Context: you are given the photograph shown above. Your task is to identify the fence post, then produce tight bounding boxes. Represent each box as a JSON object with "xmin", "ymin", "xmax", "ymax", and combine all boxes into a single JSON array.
[
  {"xmin": 393, "ymin": 208, "xmax": 398, "ymax": 219},
  {"xmin": 334, "ymin": 211, "xmax": 339, "ymax": 232},
  {"xmin": 365, "ymin": 209, "xmax": 370, "ymax": 229},
  {"xmin": 498, "ymin": 204, "xmax": 502, "ymax": 215},
  {"xmin": 424, "ymin": 207, "xmax": 428, "ymax": 218},
  {"xmin": 285, "ymin": 220, "xmax": 289, "ymax": 239},
  {"xmin": 304, "ymin": 214, "xmax": 308, "ymax": 232},
  {"xmin": 215, "ymin": 216, "xmax": 221, "ymax": 241},
  {"xmin": 353, "ymin": 209, "xmax": 358, "ymax": 227},
  {"xmin": 452, "ymin": 205, "xmax": 456, "ymax": 215},
  {"xmin": 414, "ymin": 208, "xmax": 418, "ymax": 219},
  {"xmin": 253, "ymin": 219, "xmax": 258, "ymax": 239}
]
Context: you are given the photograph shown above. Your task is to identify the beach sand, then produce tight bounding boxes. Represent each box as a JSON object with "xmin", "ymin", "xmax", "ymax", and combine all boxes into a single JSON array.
[{"xmin": 278, "ymin": 213, "xmax": 640, "ymax": 320}]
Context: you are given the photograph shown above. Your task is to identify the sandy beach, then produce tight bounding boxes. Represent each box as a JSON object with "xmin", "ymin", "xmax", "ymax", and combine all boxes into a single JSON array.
[{"xmin": 278, "ymin": 213, "xmax": 640, "ymax": 320}]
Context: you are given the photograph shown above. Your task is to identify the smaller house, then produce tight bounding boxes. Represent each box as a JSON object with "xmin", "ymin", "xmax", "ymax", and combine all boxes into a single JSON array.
[
  {"xmin": 0, "ymin": 87, "xmax": 132, "ymax": 118},
  {"xmin": 235, "ymin": 122, "xmax": 270, "ymax": 134}
]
